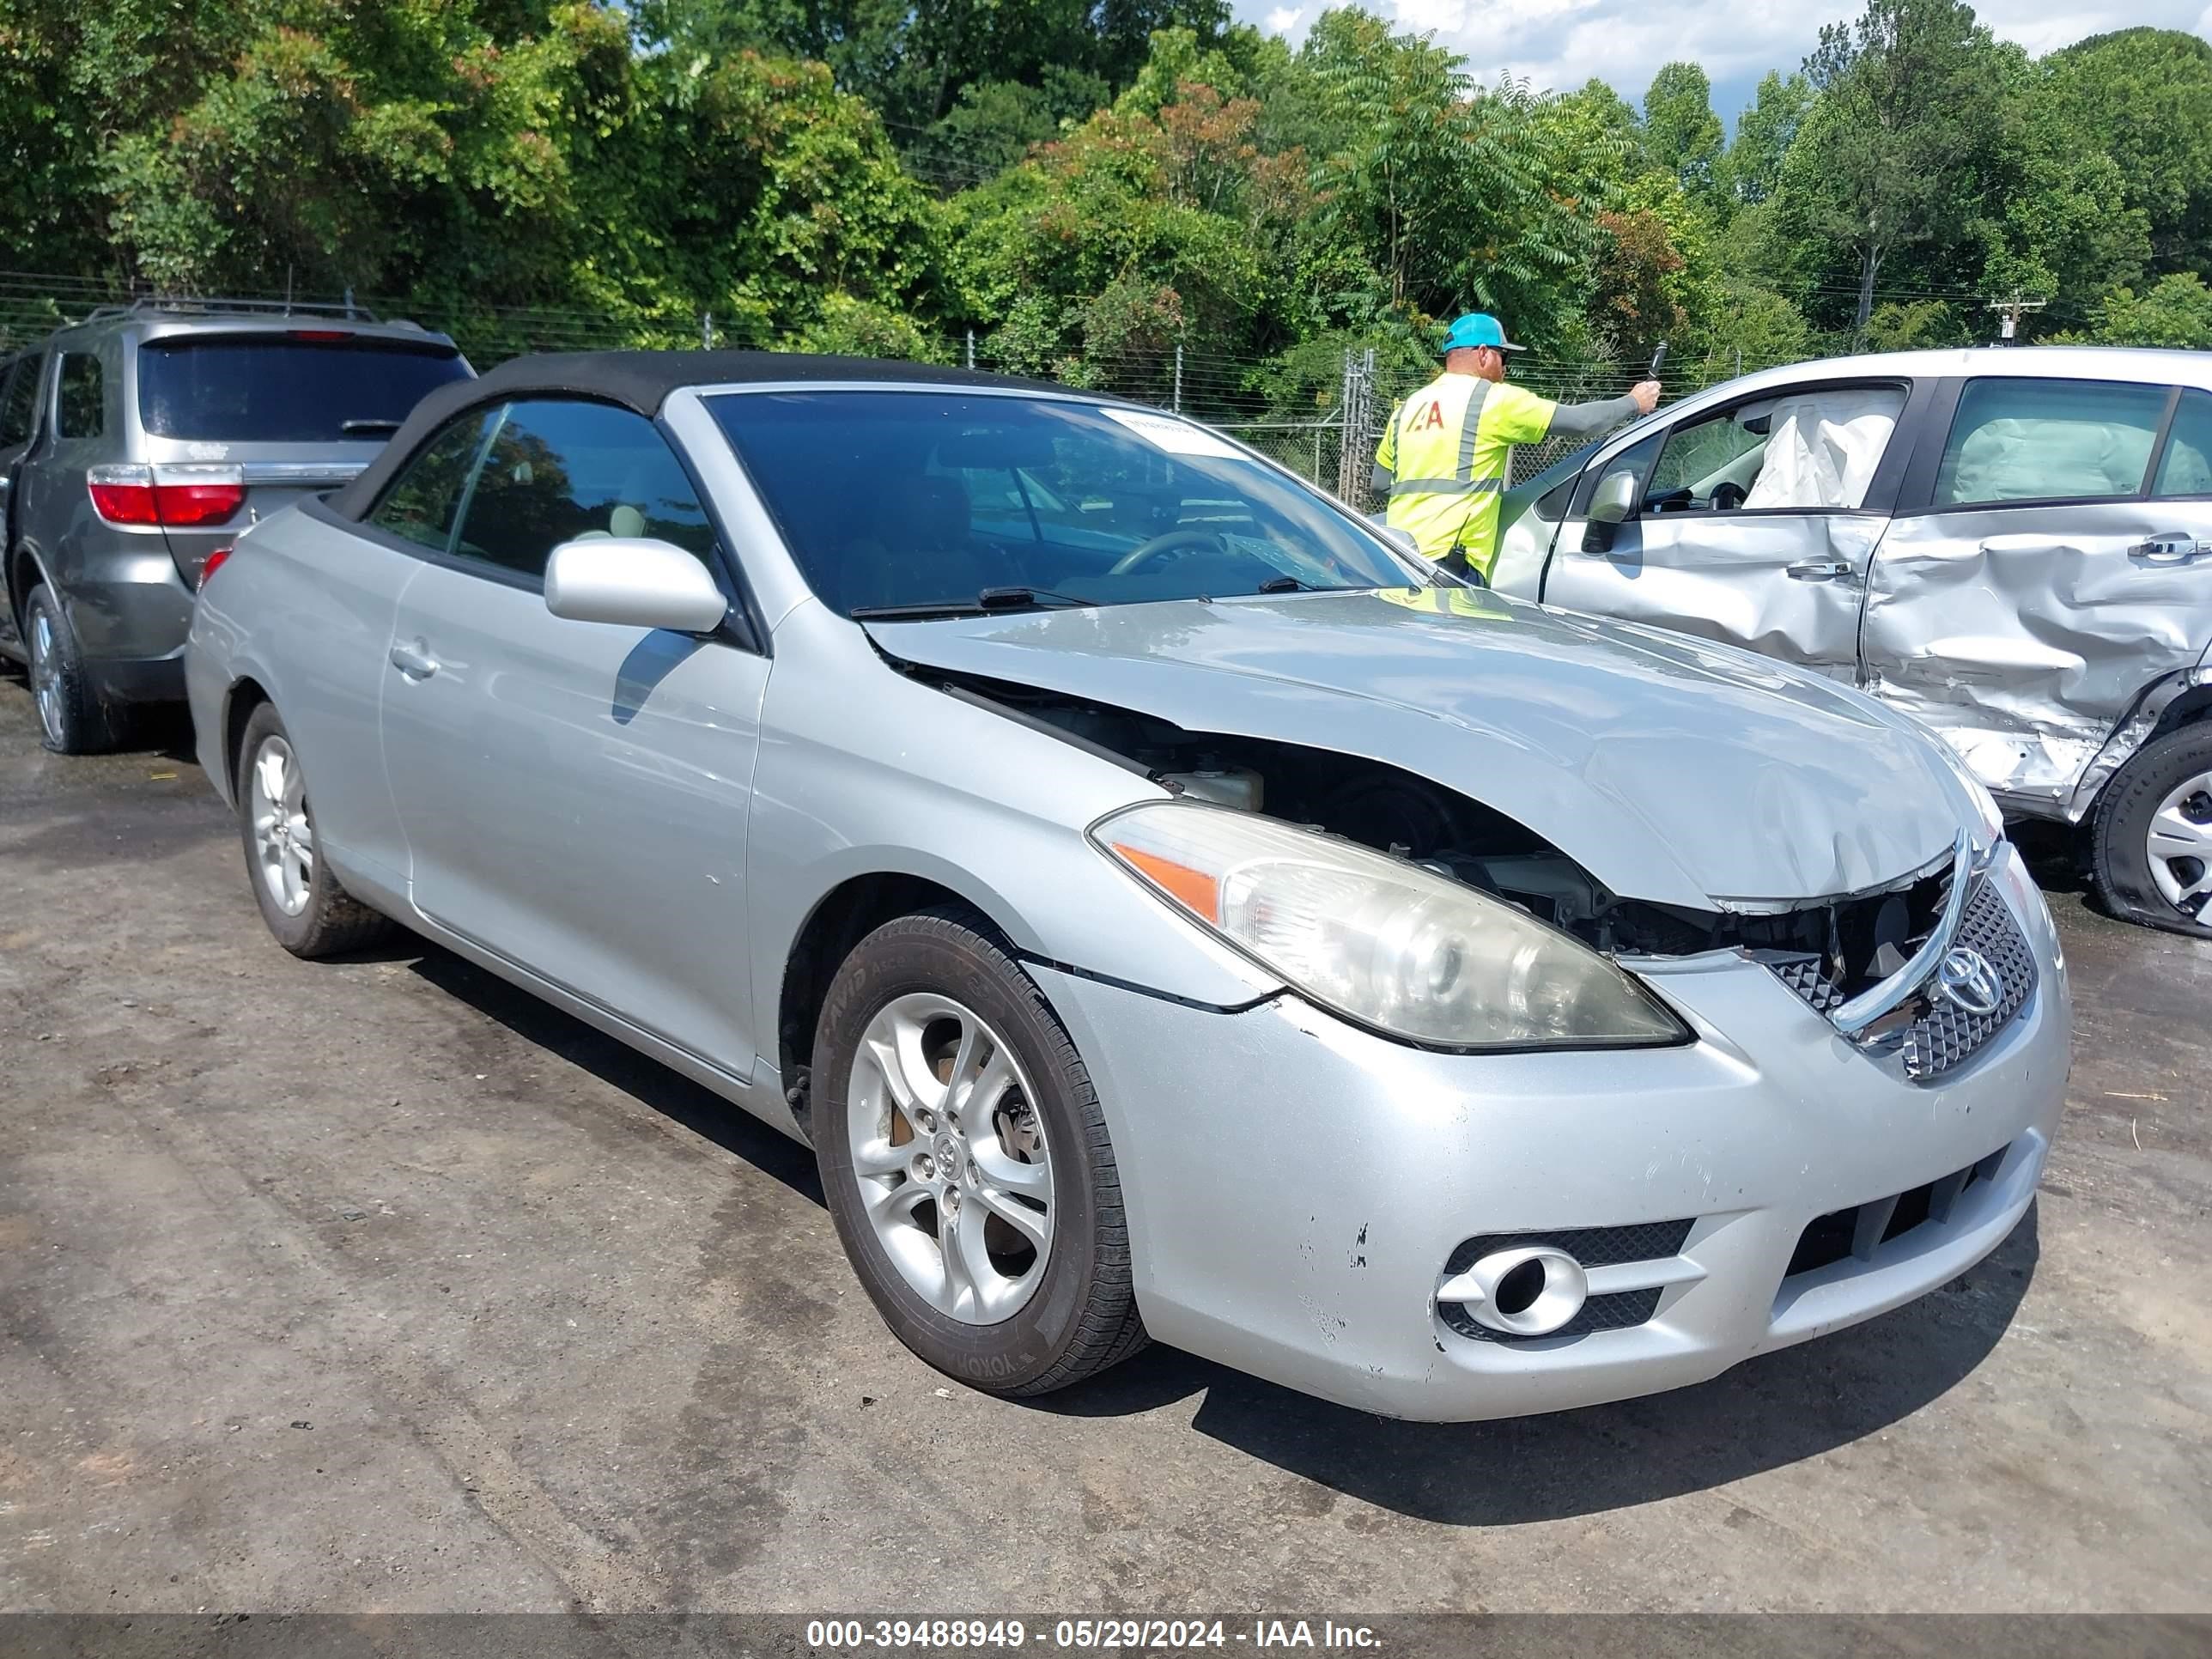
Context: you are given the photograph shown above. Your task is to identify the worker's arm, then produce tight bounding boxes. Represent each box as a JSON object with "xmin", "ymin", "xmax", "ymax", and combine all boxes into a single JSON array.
[
  {"xmin": 1545, "ymin": 380, "xmax": 1662, "ymax": 439},
  {"xmin": 1370, "ymin": 463, "xmax": 1394, "ymax": 497}
]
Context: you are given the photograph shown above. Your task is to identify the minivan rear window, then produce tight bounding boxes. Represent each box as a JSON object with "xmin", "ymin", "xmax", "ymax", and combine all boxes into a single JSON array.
[{"xmin": 137, "ymin": 336, "xmax": 471, "ymax": 442}]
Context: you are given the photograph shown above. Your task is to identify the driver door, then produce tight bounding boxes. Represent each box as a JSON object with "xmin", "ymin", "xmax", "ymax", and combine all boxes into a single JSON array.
[{"xmin": 1540, "ymin": 378, "xmax": 1923, "ymax": 683}]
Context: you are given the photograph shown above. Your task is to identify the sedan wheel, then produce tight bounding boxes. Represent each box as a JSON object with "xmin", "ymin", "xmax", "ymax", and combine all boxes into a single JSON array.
[
  {"xmin": 248, "ymin": 733, "xmax": 316, "ymax": 917},
  {"xmin": 813, "ymin": 908, "xmax": 1146, "ymax": 1395},
  {"xmin": 847, "ymin": 992, "xmax": 1055, "ymax": 1324},
  {"xmin": 234, "ymin": 701, "xmax": 395, "ymax": 959},
  {"xmin": 2091, "ymin": 724, "xmax": 2212, "ymax": 937}
]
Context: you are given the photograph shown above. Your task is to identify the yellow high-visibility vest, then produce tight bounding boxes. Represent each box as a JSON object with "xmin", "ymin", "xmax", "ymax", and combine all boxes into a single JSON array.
[{"xmin": 1375, "ymin": 374, "xmax": 1557, "ymax": 576}]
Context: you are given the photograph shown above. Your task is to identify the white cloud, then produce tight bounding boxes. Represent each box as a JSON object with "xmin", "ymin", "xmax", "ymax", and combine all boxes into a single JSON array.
[{"xmin": 1233, "ymin": 0, "xmax": 2212, "ymax": 121}]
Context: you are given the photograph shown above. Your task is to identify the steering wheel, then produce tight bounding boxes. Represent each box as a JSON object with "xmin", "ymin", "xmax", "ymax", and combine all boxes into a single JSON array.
[
  {"xmin": 1109, "ymin": 528, "xmax": 1227, "ymax": 576},
  {"xmin": 1710, "ymin": 482, "xmax": 1747, "ymax": 512}
]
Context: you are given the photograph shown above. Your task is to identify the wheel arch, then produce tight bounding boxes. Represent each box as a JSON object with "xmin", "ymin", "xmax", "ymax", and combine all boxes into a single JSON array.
[
  {"xmin": 775, "ymin": 869, "xmax": 1024, "ymax": 1141},
  {"xmin": 219, "ymin": 675, "xmax": 275, "ymax": 806},
  {"xmin": 2069, "ymin": 665, "xmax": 2212, "ymax": 820}
]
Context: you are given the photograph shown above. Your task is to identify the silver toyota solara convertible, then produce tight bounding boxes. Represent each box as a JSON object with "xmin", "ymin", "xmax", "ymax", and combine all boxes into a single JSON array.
[{"xmin": 185, "ymin": 351, "xmax": 2071, "ymax": 1420}]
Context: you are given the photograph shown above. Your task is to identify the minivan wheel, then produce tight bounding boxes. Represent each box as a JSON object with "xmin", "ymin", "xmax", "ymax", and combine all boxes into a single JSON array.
[
  {"xmin": 2090, "ymin": 723, "xmax": 2212, "ymax": 938},
  {"xmin": 23, "ymin": 585, "xmax": 122, "ymax": 754},
  {"xmin": 235, "ymin": 702, "xmax": 395, "ymax": 958},
  {"xmin": 812, "ymin": 909, "xmax": 1146, "ymax": 1396}
]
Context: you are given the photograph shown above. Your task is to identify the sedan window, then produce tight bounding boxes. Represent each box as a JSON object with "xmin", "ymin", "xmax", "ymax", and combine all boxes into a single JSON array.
[
  {"xmin": 1933, "ymin": 378, "xmax": 2169, "ymax": 507},
  {"xmin": 2152, "ymin": 388, "xmax": 2212, "ymax": 499},
  {"xmin": 708, "ymin": 390, "xmax": 1413, "ymax": 616},
  {"xmin": 452, "ymin": 400, "xmax": 716, "ymax": 580},
  {"xmin": 0, "ymin": 357, "xmax": 33, "ymax": 447}
]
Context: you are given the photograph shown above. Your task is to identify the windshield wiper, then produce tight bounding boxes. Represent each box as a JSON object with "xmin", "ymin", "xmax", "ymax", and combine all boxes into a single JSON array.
[
  {"xmin": 977, "ymin": 585, "xmax": 1094, "ymax": 610},
  {"xmin": 1254, "ymin": 574, "xmax": 1312, "ymax": 593},
  {"xmin": 341, "ymin": 418, "xmax": 404, "ymax": 436},
  {"xmin": 850, "ymin": 586, "xmax": 1098, "ymax": 623}
]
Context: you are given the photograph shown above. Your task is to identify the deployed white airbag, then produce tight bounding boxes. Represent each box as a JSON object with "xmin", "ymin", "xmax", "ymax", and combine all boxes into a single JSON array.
[{"xmin": 1743, "ymin": 387, "xmax": 1905, "ymax": 510}]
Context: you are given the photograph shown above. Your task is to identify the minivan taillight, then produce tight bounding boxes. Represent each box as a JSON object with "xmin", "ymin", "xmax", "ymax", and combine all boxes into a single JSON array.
[{"xmin": 86, "ymin": 464, "xmax": 246, "ymax": 528}]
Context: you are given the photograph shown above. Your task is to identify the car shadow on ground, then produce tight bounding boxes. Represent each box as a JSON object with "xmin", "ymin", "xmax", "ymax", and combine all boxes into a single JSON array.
[{"xmin": 398, "ymin": 930, "xmax": 2039, "ymax": 1527}]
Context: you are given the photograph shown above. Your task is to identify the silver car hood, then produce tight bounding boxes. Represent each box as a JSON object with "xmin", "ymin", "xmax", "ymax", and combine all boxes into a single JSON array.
[{"xmin": 866, "ymin": 589, "xmax": 1978, "ymax": 910}]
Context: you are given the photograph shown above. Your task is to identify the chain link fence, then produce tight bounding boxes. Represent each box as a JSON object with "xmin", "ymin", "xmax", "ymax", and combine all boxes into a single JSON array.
[{"xmin": 0, "ymin": 269, "xmax": 1810, "ymax": 510}]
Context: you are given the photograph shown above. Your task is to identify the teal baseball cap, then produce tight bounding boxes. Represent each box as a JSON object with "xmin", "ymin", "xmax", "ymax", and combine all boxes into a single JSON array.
[{"xmin": 1440, "ymin": 313, "xmax": 1527, "ymax": 354}]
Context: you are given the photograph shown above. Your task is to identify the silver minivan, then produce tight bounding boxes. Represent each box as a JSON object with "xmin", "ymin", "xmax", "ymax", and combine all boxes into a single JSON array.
[{"xmin": 1491, "ymin": 347, "xmax": 2212, "ymax": 936}]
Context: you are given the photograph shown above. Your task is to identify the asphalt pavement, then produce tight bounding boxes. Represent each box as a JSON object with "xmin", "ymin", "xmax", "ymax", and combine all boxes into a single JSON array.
[{"xmin": 1, "ymin": 672, "xmax": 2207, "ymax": 1614}]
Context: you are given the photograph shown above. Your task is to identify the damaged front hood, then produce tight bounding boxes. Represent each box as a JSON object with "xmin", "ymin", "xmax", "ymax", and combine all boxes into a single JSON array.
[{"xmin": 867, "ymin": 588, "xmax": 1980, "ymax": 910}]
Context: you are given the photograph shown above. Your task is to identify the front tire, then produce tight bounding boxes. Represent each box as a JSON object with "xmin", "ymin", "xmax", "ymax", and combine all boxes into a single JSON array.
[
  {"xmin": 24, "ymin": 584, "xmax": 122, "ymax": 754},
  {"xmin": 813, "ymin": 909, "xmax": 1146, "ymax": 1396},
  {"xmin": 2089, "ymin": 723, "xmax": 2212, "ymax": 937},
  {"xmin": 235, "ymin": 702, "xmax": 395, "ymax": 958}
]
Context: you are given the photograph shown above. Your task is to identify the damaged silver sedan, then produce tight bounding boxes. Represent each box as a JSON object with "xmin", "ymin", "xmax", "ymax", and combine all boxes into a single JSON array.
[
  {"xmin": 186, "ymin": 353, "xmax": 2069, "ymax": 1419},
  {"xmin": 1492, "ymin": 346, "xmax": 2212, "ymax": 936}
]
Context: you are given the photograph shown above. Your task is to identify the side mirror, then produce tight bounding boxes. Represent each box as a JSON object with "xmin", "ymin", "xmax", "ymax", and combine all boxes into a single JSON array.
[
  {"xmin": 1375, "ymin": 523, "xmax": 1419, "ymax": 560},
  {"xmin": 544, "ymin": 538, "xmax": 728, "ymax": 634},
  {"xmin": 1580, "ymin": 468, "xmax": 1641, "ymax": 552},
  {"xmin": 1587, "ymin": 469, "xmax": 1640, "ymax": 524}
]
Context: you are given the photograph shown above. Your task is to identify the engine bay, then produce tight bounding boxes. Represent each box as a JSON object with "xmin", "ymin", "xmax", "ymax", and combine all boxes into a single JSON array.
[{"xmin": 945, "ymin": 671, "xmax": 1950, "ymax": 999}]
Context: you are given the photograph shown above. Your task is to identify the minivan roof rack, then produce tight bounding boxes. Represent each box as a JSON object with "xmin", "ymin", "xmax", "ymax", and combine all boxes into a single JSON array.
[{"xmin": 79, "ymin": 294, "xmax": 384, "ymax": 325}]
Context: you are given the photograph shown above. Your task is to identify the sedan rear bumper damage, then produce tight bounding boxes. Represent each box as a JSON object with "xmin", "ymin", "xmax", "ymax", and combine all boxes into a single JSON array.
[{"xmin": 1033, "ymin": 841, "xmax": 2069, "ymax": 1421}]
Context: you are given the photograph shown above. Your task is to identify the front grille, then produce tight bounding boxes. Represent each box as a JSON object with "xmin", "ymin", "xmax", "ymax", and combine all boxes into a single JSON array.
[
  {"xmin": 1441, "ymin": 1286, "xmax": 1662, "ymax": 1344},
  {"xmin": 1442, "ymin": 1218, "xmax": 1694, "ymax": 1276},
  {"xmin": 1765, "ymin": 876, "xmax": 2035, "ymax": 1085},
  {"xmin": 1899, "ymin": 880, "xmax": 2036, "ymax": 1081},
  {"xmin": 1784, "ymin": 1144, "xmax": 2009, "ymax": 1279}
]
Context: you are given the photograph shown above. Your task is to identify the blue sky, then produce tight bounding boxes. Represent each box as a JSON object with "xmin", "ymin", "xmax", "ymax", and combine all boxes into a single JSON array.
[{"xmin": 1238, "ymin": 0, "xmax": 2212, "ymax": 127}]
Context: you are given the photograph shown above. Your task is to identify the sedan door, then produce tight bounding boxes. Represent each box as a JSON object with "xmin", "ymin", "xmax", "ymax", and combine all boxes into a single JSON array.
[
  {"xmin": 377, "ymin": 397, "xmax": 770, "ymax": 1079},
  {"xmin": 1863, "ymin": 377, "xmax": 2212, "ymax": 808},
  {"xmin": 1538, "ymin": 378, "xmax": 1919, "ymax": 683}
]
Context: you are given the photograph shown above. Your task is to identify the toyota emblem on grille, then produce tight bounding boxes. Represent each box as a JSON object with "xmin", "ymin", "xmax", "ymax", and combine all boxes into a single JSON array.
[{"xmin": 1936, "ymin": 947, "xmax": 2002, "ymax": 1016}]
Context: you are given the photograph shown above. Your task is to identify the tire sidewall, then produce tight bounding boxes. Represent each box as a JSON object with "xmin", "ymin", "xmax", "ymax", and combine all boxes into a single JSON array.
[
  {"xmin": 236, "ymin": 703, "xmax": 324, "ymax": 952},
  {"xmin": 2094, "ymin": 724, "xmax": 2212, "ymax": 938},
  {"xmin": 814, "ymin": 919, "xmax": 1105, "ymax": 1393},
  {"xmin": 25, "ymin": 586, "xmax": 81, "ymax": 753}
]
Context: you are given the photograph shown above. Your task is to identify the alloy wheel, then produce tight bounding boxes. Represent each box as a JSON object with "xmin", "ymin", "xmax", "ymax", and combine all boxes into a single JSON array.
[
  {"xmin": 248, "ymin": 734, "xmax": 316, "ymax": 917},
  {"xmin": 27, "ymin": 605, "xmax": 63, "ymax": 747},
  {"xmin": 845, "ymin": 993, "xmax": 1054, "ymax": 1324},
  {"xmin": 2146, "ymin": 768, "xmax": 2212, "ymax": 918}
]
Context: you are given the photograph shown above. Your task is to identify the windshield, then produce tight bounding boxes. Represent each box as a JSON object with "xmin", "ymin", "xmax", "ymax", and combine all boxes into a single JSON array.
[
  {"xmin": 707, "ymin": 390, "xmax": 1417, "ymax": 615},
  {"xmin": 137, "ymin": 336, "xmax": 472, "ymax": 442}
]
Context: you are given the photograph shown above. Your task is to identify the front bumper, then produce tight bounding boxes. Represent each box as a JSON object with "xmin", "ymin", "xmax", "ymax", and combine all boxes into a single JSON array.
[{"xmin": 1031, "ymin": 841, "xmax": 2070, "ymax": 1421}]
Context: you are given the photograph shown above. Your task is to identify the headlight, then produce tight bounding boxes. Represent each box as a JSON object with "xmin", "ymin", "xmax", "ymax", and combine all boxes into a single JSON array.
[{"xmin": 1091, "ymin": 802, "xmax": 1689, "ymax": 1051}]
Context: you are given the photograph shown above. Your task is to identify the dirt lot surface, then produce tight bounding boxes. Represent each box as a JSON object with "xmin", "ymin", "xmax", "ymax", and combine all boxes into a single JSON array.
[{"xmin": 2, "ymin": 673, "xmax": 2208, "ymax": 1617}]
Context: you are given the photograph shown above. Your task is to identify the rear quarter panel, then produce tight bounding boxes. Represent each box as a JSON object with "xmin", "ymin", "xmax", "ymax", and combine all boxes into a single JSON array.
[{"xmin": 189, "ymin": 501, "xmax": 422, "ymax": 902}]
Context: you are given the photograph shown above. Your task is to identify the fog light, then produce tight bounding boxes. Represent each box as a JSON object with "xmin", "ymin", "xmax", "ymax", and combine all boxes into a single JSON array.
[{"xmin": 1437, "ymin": 1245, "xmax": 1589, "ymax": 1336}]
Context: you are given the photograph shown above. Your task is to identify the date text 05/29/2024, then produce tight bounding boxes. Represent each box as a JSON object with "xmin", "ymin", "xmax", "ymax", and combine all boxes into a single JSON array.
[{"xmin": 804, "ymin": 1620, "xmax": 1383, "ymax": 1650}]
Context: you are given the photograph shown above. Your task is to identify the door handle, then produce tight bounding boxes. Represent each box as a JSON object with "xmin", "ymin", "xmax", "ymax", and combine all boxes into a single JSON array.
[
  {"xmin": 2130, "ymin": 534, "xmax": 2207, "ymax": 565},
  {"xmin": 1785, "ymin": 559, "xmax": 1853, "ymax": 582},
  {"xmin": 388, "ymin": 638, "xmax": 439, "ymax": 680}
]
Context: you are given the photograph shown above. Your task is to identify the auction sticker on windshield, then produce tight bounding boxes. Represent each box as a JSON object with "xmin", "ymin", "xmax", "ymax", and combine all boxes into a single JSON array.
[{"xmin": 1101, "ymin": 406, "xmax": 1246, "ymax": 459}]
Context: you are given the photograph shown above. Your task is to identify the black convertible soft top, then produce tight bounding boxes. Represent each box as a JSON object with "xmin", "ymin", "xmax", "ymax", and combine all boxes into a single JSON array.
[{"xmin": 325, "ymin": 349, "xmax": 1068, "ymax": 520}]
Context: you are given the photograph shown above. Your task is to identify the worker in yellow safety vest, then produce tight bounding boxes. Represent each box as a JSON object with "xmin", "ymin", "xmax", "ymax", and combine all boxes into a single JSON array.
[{"xmin": 1374, "ymin": 313, "xmax": 1660, "ymax": 583}]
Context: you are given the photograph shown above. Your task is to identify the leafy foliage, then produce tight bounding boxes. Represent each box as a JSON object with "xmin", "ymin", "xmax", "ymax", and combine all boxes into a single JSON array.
[{"xmin": 2, "ymin": 0, "xmax": 2208, "ymax": 388}]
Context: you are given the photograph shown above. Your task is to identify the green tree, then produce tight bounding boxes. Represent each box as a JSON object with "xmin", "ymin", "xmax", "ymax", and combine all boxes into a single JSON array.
[
  {"xmin": 2079, "ymin": 272, "xmax": 2212, "ymax": 349},
  {"xmin": 2041, "ymin": 29, "xmax": 2212, "ymax": 278},
  {"xmin": 1723, "ymin": 70, "xmax": 1811, "ymax": 208},
  {"xmin": 1778, "ymin": 0, "xmax": 2004, "ymax": 340},
  {"xmin": 1642, "ymin": 62, "xmax": 1723, "ymax": 199}
]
